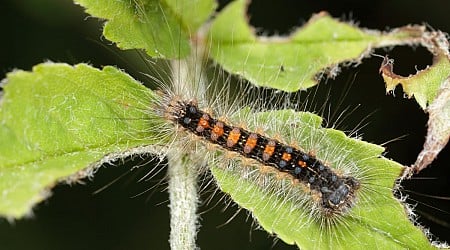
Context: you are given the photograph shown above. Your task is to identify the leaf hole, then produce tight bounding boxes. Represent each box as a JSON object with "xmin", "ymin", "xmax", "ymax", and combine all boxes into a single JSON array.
[{"xmin": 376, "ymin": 46, "xmax": 433, "ymax": 77}]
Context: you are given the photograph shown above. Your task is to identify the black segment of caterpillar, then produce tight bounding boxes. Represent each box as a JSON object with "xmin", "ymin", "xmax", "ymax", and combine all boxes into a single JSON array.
[{"xmin": 166, "ymin": 99, "xmax": 361, "ymax": 216}]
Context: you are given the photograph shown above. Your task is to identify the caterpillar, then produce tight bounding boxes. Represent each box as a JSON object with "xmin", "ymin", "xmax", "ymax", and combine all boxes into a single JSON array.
[{"xmin": 165, "ymin": 98, "xmax": 360, "ymax": 217}]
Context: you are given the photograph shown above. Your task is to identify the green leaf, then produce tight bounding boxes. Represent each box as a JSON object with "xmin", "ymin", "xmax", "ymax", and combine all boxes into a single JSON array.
[
  {"xmin": 0, "ymin": 63, "xmax": 162, "ymax": 218},
  {"xmin": 208, "ymin": 0, "xmax": 425, "ymax": 92},
  {"xmin": 211, "ymin": 110, "xmax": 433, "ymax": 249},
  {"xmin": 74, "ymin": 0, "xmax": 216, "ymax": 58},
  {"xmin": 165, "ymin": 0, "xmax": 217, "ymax": 31}
]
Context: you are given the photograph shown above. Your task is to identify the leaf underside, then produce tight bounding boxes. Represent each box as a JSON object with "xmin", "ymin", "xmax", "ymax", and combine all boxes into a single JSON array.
[{"xmin": 0, "ymin": 63, "xmax": 161, "ymax": 218}]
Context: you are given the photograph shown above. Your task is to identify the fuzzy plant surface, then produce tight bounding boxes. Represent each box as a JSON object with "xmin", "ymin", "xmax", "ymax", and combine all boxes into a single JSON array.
[{"xmin": 1, "ymin": 0, "xmax": 449, "ymax": 249}]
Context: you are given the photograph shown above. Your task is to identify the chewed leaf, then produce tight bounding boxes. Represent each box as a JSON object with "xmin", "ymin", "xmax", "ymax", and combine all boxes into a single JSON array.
[
  {"xmin": 380, "ymin": 31, "xmax": 450, "ymax": 172},
  {"xmin": 74, "ymin": 0, "xmax": 216, "ymax": 58},
  {"xmin": 208, "ymin": 0, "xmax": 425, "ymax": 92},
  {"xmin": 0, "ymin": 63, "xmax": 161, "ymax": 218},
  {"xmin": 211, "ymin": 110, "xmax": 433, "ymax": 249},
  {"xmin": 380, "ymin": 53, "xmax": 450, "ymax": 109}
]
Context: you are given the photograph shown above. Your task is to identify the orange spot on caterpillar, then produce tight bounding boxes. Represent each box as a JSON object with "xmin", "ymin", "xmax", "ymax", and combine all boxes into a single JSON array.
[
  {"xmin": 244, "ymin": 133, "xmax": 258, "ymax": 154},
  {"xmin": 263, "ymin": 140, "xmax": 276, "ymax": 161},
  {"xmin": 281, "ymin": 152, "xmax": 292, "ymax": 162},
  {"xmin": 298, "ymin": 160, "xmax": 307, "ymax": 168},
  {"xmin": 211, "ymin": 121, "xmax": 224, "ymax": 141},
  {"xmin": 227, "ymin": 128, "xmax": 241, "ymax": 147},
  {"xmin": 196, "ymin": 114, "xmax": 210, "ymax": 132}
]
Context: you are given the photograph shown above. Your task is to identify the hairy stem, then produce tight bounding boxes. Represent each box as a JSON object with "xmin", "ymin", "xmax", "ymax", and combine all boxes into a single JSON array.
[
  {"xmin": 168, "ymin": 153, "xmax": 200, "ymax": 250},
  {"xmin": 167, "ymin": 38, "xmax": 207, "ymax": 250}
]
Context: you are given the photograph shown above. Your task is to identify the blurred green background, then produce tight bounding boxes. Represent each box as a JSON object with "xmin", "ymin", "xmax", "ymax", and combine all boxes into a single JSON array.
[{"xmin": 0, "ymin": 0, "xmax": 449, "ymax": 249}]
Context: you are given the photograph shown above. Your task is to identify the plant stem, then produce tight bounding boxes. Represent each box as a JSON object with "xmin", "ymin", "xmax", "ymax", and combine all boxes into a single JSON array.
[
  {"xmin": 167, "ymin": 38, "xmax": 207, "ymax": 250},
  {"xmin": 167, "ymin": 153, "xmax": 200, "ymax": 250}
]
